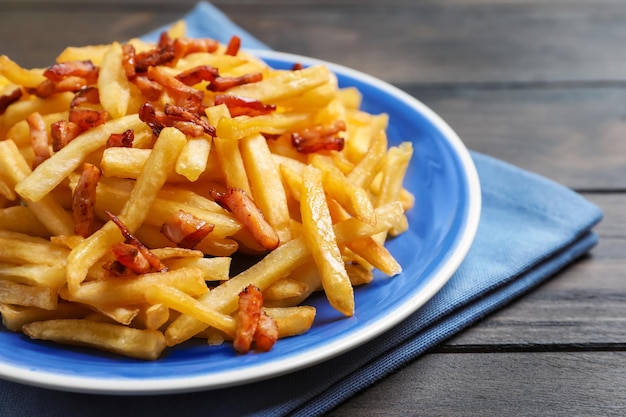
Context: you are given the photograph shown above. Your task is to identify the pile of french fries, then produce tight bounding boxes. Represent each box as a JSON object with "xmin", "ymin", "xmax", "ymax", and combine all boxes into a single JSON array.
[{"xmin": 0, "ymin": 22, "xmax": 413, "ymax": 360}]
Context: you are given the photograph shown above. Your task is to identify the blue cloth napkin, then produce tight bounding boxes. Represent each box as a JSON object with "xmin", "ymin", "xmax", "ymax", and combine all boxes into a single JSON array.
[{"xmin": 0, "ymin": 2, "xmax": 603, "ymax": 416}]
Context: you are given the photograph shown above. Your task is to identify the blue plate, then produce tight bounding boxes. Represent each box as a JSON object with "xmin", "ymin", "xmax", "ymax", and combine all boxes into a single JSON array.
[{"xmin": 0, "ymin": 50, "xmax": 481, "ymax": 394}]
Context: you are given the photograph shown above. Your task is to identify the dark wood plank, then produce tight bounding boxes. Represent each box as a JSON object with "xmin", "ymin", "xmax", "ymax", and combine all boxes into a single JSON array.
[
  {"xmin": 2, "ymin": 3, "xmax": 626, "ymax": 84},
  {"xmin": 407, "ymin": 86, "xmax": 626, "ymax": 190},
  {"xmin": 327, "ymin": 351, "xmax": 626, "ymax": 416}
]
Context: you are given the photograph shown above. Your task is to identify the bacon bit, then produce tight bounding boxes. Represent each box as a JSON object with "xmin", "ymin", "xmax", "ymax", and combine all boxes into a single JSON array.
[
  {"xmin": 132, "ymin": 75, "xmax": 163, "ymax": 101},
  {"xmin": 210, "ymin": 188, "xmax": 280, "ymax": 251},
  {"xmin": 233, "ymin": 284, "xmax": 263, "ymax": 353},
  {"xmin": 214, "ymin": 94, "xmax": 276, "ymax": 117},
  {"xmin": 106, "ymin": 129, "xmax": 134, "ymax": 148},
  {"xmin": 146, "ymin": 66, "xmax": 204, "ymax": 113},
  {"xmin": 0, "ymin": 87, "xmax": 22, "ymax": 115},
  {"xmin": 255, "ymin": 311, "xmax": 278, "ymax": 352},
  {"xmin": 110, "ymin": 242, "xmax": 152, "ymax": 274},
  {"xmin": 291, "ymin": 63, "xmax": 304, "ymax": 71},
  {"xmin": 207, "ymin": 72, "xmax": 263, "ymax": 92},
  {"xmin": 172, "ymin": 37, "xmax": 219, "ymax": 60},
  {"xmin": 225, "ymin": 35, "xmax": 241, "ymax": 56},
  {"xmin": 105, "ymin": 210, "xmax": 168, "ymax": 272},
  {"xmin": 72, "ymin": 163, "xmax": 101, "ymax": 237},
  {"xmin": 103, "ymin": 259, "xmax": 134, "ymax": 277},
  {"xmin": 134, "ymin": 45, "xmax": 176, "ymax": 73},
  {"xmin": 70, "ymin": 86, "xmax": 100, "ymax": 108},
  {"xmin": 69, "ymin": 108, "xmax": 108, "ymax": 130},
  {"xmin": 160, "ymin": 210, "xmax": 214, "ymax": 249},
  {"xmin": 51, "ymin": 120, "xmax": 82, "ymax": 152},
  {"xmin": 291, "ymin": 120, "xmax": 346, "ymax": 153},
  {"xmin": 26, "ymin": 112, "xmax": 51, "ymax": 168},
  {"xmin": 163, "ymin": 103, "xmax": 215, "ymax": 135},
  {"xmin": 43, "ymin": 60, "xmax": 99, "ymax": 84},
  {"xmin": 138, "ymin": 102, "xmax": 215, "ymax": 138},
  {"xmin": 121, "ymin": 43, "xmax": 137, "ymax": 79},
  {"xmin": 28, "ymin": 76, "xmax": 89, "ymax": 98},
  {"xmin": 175, "ymin": 65, "xmax": 219, "ymax": 86}
]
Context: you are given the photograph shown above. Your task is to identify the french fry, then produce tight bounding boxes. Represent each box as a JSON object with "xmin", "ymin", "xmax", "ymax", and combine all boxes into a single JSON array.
[
  {"xmin": 0, "ymin": 280, "xmax": 57, "ymax": 310},
  {"xmin": 300, "ymin": 165, "xmax": 353, "ymax": 317},
  {"xmin": 98, "ymin": 42, "xmax": 131, "ymax": 119},
  {"xmin": 22, "ymin": 319, "xmax": 167, "ymax": 360},
  {"xmin": 175, "ymin": 136, "xmax": 212, "ymax": 181},
  {"xmin": 0, "ymin": 55, "xmax": 46, "ymax": 87}
]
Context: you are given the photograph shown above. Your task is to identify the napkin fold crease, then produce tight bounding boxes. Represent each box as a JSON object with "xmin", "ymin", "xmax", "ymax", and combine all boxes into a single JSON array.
[{"xmin": 0, "ymin": 3, "xmax": 603, "ymax": 417}]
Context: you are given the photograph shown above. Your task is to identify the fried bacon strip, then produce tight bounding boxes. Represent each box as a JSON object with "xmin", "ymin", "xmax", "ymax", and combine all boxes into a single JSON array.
[
  {"xmin": 105, "ymin": 210, "xmax": 168, "ymax": 273},
  {"xmin": 147, "ymin": 66, "xmax": 204, "ymax": 112},
  {"xmin": 70, "ymin": 86, "xmax": 100, "ymax": 108},
  {"xmin": 210, "ymin": 188, "xmax": 280, "ymax": 251},
  {"xmin": 51, "ymin": 120, "xmax": 82, "ymax": 152},
  {"xmin": 160, "ymin": 210, "xmax": 214, "ymax": 249},
  {"xmin": 134, "ymin": 45, "xmax": 176, "ymax": 73},
  {"xmin": 26, "ymin": 112, "xmax": 51, "ymax": 168},
  {"xmin": 72, "ymin": 163, "xmax": 101, "ymax": 237},
  {"xmin": 175, "ymin": 65, "xmax": 219, "ymax": 86},
  {"xmin": 214, "ymin": 94, "xmax": 276, "ymax": 117},
  {"xmin": 0, "ymin": 87, "xmax": 22, "ymax": 115},
  {"xmin": 139, "ymin": 102, "xmax": 214, "ymax": 138},
  {"xmin": 207, "ymin": 72, "xmax": 263, "ymax": 92},
  {"xmin": 225, "ymin": 35, "xmax": 241, "ymax": 56},
  {"xmin": 106, "ymin": 129, "xmax": 134, "ymax": 148},
  {"xmin": 234, "ymin": 285, "xmax": 262, "ymax": 353},
  {"xmin": 291, "ymin": 120, "xmax": 346, "ymax": 153},
  {"xmin": 255, "ymin": 310, "xmax": 278, "ymax": 352},
  {"xmin": 43, "ymin": 60, "xmax": 99, "ymax": 84},
  {"xmin": 69, "ymin": 108, "xmax": 108, "ymax": 131},
  {"xmin": 121, "ymin": 43, "xmax": 137, "ymax": 79},
  {"xmin": 172, "ymin": 37, "xmax": 219, "ymax": 59},
  {"xmin": 110, "ymin": 242, "xmax": 151, "ymax": 274},
  {"xmin": 131, "ymin": 75, "xmax": 163, "ymax": 101}
]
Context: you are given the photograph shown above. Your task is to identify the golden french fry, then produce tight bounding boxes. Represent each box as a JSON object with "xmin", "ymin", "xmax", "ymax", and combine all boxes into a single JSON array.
[
  {"xmin": 0, "ymin": 55, "xmax": 46, "ymax": 87},
  {"xmin": 0, "ymin": 262, "xmax": 66, "ymax": 289},
  {"xmin": 300, "ymin": 165, "xmax": 353, "ymax": 317},
  {"xmin": 0, "ymin": 280, "xmax": 57, "ymax": 310},
  {"xmin": 263, "ymin": 278, "xmax": 309, "ymax": 301},
  {"xmin": 145, "ymin": 284, "xmax": 237, "ymax": 339},
  {"xmin": 264, "ymin": 306, "xmax": 316, "ymax": 338},
  {"xmin": 132, "ymin": 303, "xmax": 170, "ymax": 331},
  {"xmin": 0, "ymin": 302, "xmax": 89, "ymax": 332},
  {"xmin": 175, "ymin": 137, "xmax": 212, "ymax": 182},
  {"xmin": 22, "ymin": 319, "xmax": 166, "ymax": 360},
  {"xmin": 98, "ymin": 42, "xmax": 131, "ymax": 119}
]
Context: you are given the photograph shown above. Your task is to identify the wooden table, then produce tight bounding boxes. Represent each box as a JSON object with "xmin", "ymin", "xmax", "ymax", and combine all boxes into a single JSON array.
[{"xmin": 1, "ymin": 1, "xmax": 623, "ymax": 415}]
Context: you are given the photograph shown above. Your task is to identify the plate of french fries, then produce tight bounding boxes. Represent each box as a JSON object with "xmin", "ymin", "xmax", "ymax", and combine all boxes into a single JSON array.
[{"xmin": 0, "ymin": 24, "xmax": 480, "ymax": 394}]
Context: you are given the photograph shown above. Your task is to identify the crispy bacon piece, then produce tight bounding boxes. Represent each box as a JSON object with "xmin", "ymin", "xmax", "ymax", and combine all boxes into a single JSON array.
[
  {"xmin": 72, "ymin": 163, "xmax": 101, "ymax": 237},
  {"xmin": 43, "ymin": 60, "xmax": 99, "ymax": 84},
  {"xmin": 105, "ymin": 210, "xmax": 168, "ymax": 273},
  {"xmin": 291, "ymin": 63, "xmax": 304, "ymax": 71},
  {"xmin": 51, "ymin": 120, "xmax": 82, "ymax": 151},
  {"xmin": 291, "ymin": 120, "xmax": 346, "ymax": 153},
  {"xmin": 132, "ymin": 75, "xmax": 163, "ymax": 101},
  {"xmin": 207, "ymin": 72, "xmax": 263, "ymax": 92},
  {"xmin": 28, "ymin": 76, "xmax": 89, "ymax": 98},
  {"xmin": 147, "ymin": 66, "xmax": 204, "ymax": 112},
  {"xmin": 225, "ymin": 35, "xmax": 241, "ymax": 56},
  {"xmin": 70, "ymin": 86, "xmax": 100, "ymax": 108},
  {"xmin": 163, "ymin": 103, "xmax": 215, "ymax": 135},
  {"xmin": 172, "ymin": 37, "xmax": 219, "ymax": 60},
  {"xmin": 69, "ymin": 108, "xmax": 108, "ymax": 130},
  {"xmin": 26, "ymin": 112, "xmax": 51, "ymax": 168},
  {"xmin": 214, "ymin": 94, "xmax": 276, "ymax": 117},
  {"xmin": 255, "ymin": 311, "xmax": 278, "ymax": 352},
  {"xmin": 121, "ymin": 43, "xmax": 137, "ymax": 79},
  {"xmin": 138, "ymin": 102, "xmax": 215, "ymax": 138},
  {"xmin": 106, "ymin": 129, "xmax": 134, "ymax": 148},
  {"xmin": 134, "ymin": 44, "xmax": 176, "ymax": 73},
  {"xmin": 175, "ymin": 65, "xmax": 220, "ymax": 86},
  {"xmin": 233, "ymin": 284, "xmax": 263, "ymax": 353},
  {"xmin": 0, "ymin": 87, "xmax": 22, "ymax": 115},
  {"xmin": 160, "ymin": 210, "xmax": 214, "ymax": 249},
  {"xmin": 210, "ymin": 188, "xmax": 280, "ymax": 251},
  {"xmin": 110, "ymin": 242, "xmax": 151, "ymax": 274}
]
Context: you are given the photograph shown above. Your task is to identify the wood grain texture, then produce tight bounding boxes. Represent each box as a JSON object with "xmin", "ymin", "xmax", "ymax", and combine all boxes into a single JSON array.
[{"xmin": 327, "ymin": 352, "xmax": 626, "ymax": 416}]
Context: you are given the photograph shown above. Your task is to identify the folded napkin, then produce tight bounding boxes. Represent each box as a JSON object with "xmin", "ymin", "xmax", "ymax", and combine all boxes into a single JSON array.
[{"xmin": 0, "ymin": 2, "xmax": 603, "ymax": 416}]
